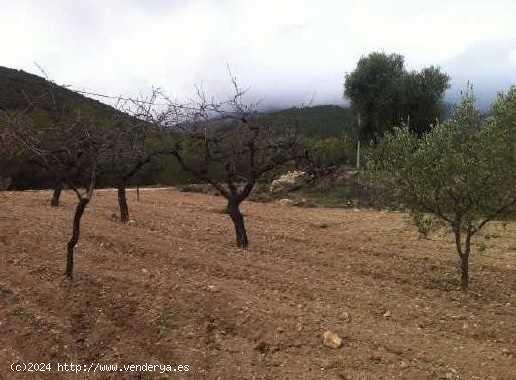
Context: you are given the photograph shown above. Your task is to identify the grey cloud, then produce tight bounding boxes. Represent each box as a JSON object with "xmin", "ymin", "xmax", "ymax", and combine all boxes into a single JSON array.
[
  {"xmin": 1, "ymin": 1, "xmax": 515, "ymax": 111},
  {"xmin": 442, "ymin": 40, "xmax": 516, "ymax": 110}
]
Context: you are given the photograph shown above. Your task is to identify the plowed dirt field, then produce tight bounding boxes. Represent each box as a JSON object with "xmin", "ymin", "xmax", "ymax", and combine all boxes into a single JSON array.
[{"xmin": 0, "ymin": 190, "xmax": 515, "ymax": 379}]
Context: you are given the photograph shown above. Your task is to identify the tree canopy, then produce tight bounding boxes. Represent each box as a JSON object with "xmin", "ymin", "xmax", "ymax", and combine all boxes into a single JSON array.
[
  {"xmin": 367, "ymin": 89, "xmax": 516, "ymax": 289},
  {"xmin": 344, "ymin": 52, "xmax": 450, "ymax": 140}
]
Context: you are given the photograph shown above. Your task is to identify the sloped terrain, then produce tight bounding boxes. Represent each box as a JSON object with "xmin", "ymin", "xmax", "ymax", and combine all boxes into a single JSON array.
[
  {"xmin": 0, "ymin": 190, "xmax": 515, "ymax": 379},
  {"xmin": 0, "ymin": 66, "xmax": 115, "ymax": 113}
]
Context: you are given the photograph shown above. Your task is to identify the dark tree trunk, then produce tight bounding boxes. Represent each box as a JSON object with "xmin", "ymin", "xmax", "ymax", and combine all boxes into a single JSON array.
[
  {"xmin": 461, "ymin": 231, "xmax": 472, "ymax": 290},
  {"xmin": 227, "ymin": 198, "xmax": 248, "ymax": 249},
  {"xmin": 117, "ymin": 185, "xmax": 129, "ymax": 223},
  {"xmin": 136, "ymin": 186, "xmax": 140, "ymax": 202},
  {"xmin": 459, "ymin": 253, "xmax": 469, "ymax": 290},
  {"xmin": 66, "ymin": 198, "xmax": 89, "ymax": 279},
  {"xmin": 51, "ymin": 179, "xmax": 63, "ymax": 207},
  {"xmin": 454, "ymin": 228, "xmax": 471, "ymax": 291}
]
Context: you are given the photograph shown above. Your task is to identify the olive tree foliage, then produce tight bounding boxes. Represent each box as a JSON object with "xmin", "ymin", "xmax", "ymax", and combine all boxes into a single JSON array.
[
  {"xmin": 160, "ymin": 79, "xmax": 304, "ymax": 249},
  {"xmin": 344, "ymin": 52, "xmax": 449, "ymax": 140},
  {"xmin": 367, "ymin": 89, "xmax": 516, "ymax": 290},
  {"xmin": 491, "ymin": 86, "xmax": 516, "ymax": 132},
  {"xmin": 401, "ymin": 66, "xmax": 451, "ymax": 135},
  {"xmin": 344, "ymin": 52, "xmax": 405, "ymax": 140}
]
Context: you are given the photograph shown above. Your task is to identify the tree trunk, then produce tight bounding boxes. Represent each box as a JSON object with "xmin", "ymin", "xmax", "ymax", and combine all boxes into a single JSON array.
[
  {"xmin": 227, "ymin": 199, "xmax": 248, "ymax": 249},
  {"xmin": 136, "ymin": 185, "xmax": 140, "ymax": 202},
  {"xmin": 66, "ymin": 198, "xmax": 89, "ymax": 279},
  {"xmin": 459, "ymin": 253, "xmax": 469, "ymax": 290},
  {"xmin": 50, "ymin": 179, "xmax": 63, "ymax": 207},
  {"xmin": 454, "ymin": 228, "xmax": 471, "ymax": 291},
  {"xmin": 461, "ymin": 231, "xmax": 472, "ymax": 290},
  {"xmin": 117, "ymin": 185, "xmax": 129, "ymax": 223}
]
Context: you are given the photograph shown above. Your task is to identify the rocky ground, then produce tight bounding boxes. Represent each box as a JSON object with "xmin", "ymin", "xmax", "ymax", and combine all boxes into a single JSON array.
[{"xmin": 0, "ymin": 189, "xmax": 515, "ymax": 379}]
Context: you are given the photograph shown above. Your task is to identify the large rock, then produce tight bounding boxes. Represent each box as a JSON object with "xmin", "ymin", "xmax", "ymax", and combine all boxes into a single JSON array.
[{"xmin": 270, "ymin": 170, "xmax": 311, "ymax": 193}]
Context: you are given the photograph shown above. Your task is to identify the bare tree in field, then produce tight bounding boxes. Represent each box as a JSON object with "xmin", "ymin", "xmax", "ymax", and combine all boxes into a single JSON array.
[
  {"xmin": 0, "ymin": 113, "xmax": 15, "ymax": 190},
  {"xmin": 162, "ymin": 79, "xmax": 304, "ymax": 248},
  {"xmin": 9, "ymin": 109, "xmax": 110, "ymax": 278},
  {"xmin": 105, "ymin": 91, "xmax": 168, "ymax": 223}
]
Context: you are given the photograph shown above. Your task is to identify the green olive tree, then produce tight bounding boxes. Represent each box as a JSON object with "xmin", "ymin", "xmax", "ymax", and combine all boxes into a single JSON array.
[
  {"xmin": 368, "ymin": 89, "xmax": 516, "ymax": 290},
  {"xmin": 492, "ymin": 86, "xmax": 516, "ymax": 133}
]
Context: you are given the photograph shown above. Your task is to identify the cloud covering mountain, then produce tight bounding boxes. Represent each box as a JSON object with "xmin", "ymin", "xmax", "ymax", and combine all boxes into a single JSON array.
[{"xmin": 1, "ymin": 0, "xmax": 515, "ymax": 110}]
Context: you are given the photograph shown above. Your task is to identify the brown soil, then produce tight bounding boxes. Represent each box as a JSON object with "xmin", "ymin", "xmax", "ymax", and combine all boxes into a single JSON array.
[{"xmin": 0, "ymin": 189, "xmax": 515, "ymax": 379}]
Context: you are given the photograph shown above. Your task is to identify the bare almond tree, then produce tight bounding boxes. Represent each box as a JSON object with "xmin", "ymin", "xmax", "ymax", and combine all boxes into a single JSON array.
[
  {"xmin": 0, "ymin": 113, "xmax": 15, "ymax": 190},
  {"xmin": 8, "ymin": 108, "xmax": 111, "ymax": 278},
  {"xmin": 104, "ymin": 91, "xmax": 168, "ymax": 223},
  {"xmin": 161, "ymin": 79, "xmax": 304, "ymax": 248}
]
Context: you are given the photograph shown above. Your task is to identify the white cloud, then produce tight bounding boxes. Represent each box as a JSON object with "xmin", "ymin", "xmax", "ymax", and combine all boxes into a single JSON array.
[
  {"xmin": 0, "ymin": 0, "xmax": 515, "ymax": 107},
  {"xmin": 511, "ymin": 50, "xmax": 516, "ymax": 64}
]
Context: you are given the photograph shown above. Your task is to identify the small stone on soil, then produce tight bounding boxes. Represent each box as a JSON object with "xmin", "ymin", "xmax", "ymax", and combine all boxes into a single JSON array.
[
  {"xmin": 383, "ymin": 310, "xmax": 391, "ymax": 318},
  {"xmin": 323, "ymin": 330, "xmax": 343, "ymax": 349}
]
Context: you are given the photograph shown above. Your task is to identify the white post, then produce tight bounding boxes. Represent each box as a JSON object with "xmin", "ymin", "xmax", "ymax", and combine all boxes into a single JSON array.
[
  {"xmin": 356, "ymin": 114, "xmax": 361, "ymax": 170},
  {"xmin": 356, "ymin": 140, "xmax": 360, "ymax": 170}
]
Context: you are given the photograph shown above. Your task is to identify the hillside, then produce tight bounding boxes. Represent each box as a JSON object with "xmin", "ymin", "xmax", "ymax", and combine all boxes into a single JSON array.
[
  {"xmin": 1, "ymin": 189, "xmax": 515, "ymax": 379},
  {"xmin": 264, "ymin": 104, "xmax": 356, "ymax": 138},
  {"xmin": 0, "ymin": 66, "xmax": 117, "ymax": 116},
  {"xmin": 0, "ymin": 66, "xmax": 142, "ymax": 189},
  {"xmin": 0, "ymin": 66, "xmax": 356, "ymax": 138}
]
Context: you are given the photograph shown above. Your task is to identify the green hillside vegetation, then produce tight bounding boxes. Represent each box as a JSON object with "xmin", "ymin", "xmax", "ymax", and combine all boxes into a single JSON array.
[
  {"xmin": 0, "ymin": 66, "xmax": 117, "ymax": 116},
  {"xmin": 263, "ymin": 105, "xmax": 358, "ymax": 167},
  {"xmin": 264, "ymin": 105, "xmax": 355, "ymax": 138},
  {"xmin": 1, "ymin": 67, "xmax": 363, "ymax": 189}
]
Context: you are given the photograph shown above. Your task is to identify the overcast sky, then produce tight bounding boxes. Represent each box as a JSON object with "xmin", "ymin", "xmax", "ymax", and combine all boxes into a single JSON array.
[{"xmin": 1, "ymin": 0, "xmax": 516, "ymax": 109}]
